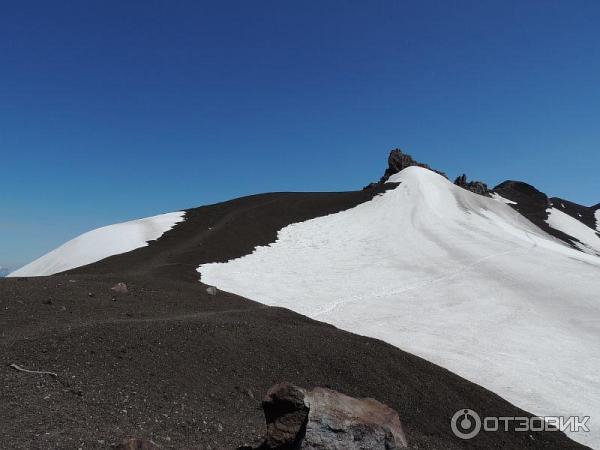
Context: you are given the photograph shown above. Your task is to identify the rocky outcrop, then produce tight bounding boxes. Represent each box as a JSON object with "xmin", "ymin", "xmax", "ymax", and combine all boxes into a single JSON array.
[
  {"xmin": 493, "ymin": 180, "xmax": 550, "ymax": 208},
  {"xmin": 248, "ymin": 382, "xmax": 407, "ymax": 450},
  {"xmin": 454, "ymin": 173, "xmax": 490, "ymax": 196},
  {"xmin": 380, "ymin": 149, "xmax": 447, "ymax": 183},
  {"xmin": 368, "ymin": 149, "xmax": 598, "ymax": 253},
  {"xmin": 493, "ymin": 180, "xmax": 553, "ymax": 228},
  {"xmin": 492, "ymin": 180, "xmax": 594, "ymax": 248}
]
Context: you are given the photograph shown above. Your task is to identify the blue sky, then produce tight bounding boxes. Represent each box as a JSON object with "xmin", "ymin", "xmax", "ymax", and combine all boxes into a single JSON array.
[{"xmin": 1, "ymin": 0, "xmax": 599, "ymax": 269}]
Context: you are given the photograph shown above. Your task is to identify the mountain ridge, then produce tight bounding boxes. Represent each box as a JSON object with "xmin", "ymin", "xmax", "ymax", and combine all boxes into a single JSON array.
[
  {"xmin": 369, "ymin": 148, "xmax": 599, "ymax": 255},
  {"xmin": 3, "ymin": 150, "xmax": 598, "ymax": 449},
  {"xmin": 200, "ymin": 166, "xmax": 600, "ymax": 447}
]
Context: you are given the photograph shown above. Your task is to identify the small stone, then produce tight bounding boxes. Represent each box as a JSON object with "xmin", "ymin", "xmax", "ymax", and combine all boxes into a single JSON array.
[
  {"xmin": 206, "ymin": 286, "xmax": 218, "ymax": 296},
  {"xmin": 111, "ymin": 282, "xmax": 129, "ymax": 294}
]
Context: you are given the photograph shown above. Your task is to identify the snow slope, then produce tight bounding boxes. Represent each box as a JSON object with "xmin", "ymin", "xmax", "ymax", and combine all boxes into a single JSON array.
[
  {"xmin": 490, "ymin": 192, "xmax": 517, "ymax": 204},
  {"xmin": 596, "ymin": 208, "xmax": 600, "ymax": 232},
  {"xmin": 9, "ymin": 212, "xmax": 185, "ymax": 277},
  {"xmin": 547, "ymin": 207, "xmax": 600, "ymax": 255},
  {"xmin": 200, "ymin": 167, "xmax": 600, "ymax": 447}
]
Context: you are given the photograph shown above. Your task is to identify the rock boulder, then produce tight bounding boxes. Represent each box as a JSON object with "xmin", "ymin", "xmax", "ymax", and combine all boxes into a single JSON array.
[{"xmin": 250, "ymin": 382, "xmax": 407, "ymax": 449}]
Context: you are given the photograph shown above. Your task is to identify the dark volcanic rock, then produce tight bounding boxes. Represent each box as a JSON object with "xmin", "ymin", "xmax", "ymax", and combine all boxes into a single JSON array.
[
  {"xmin": 493, "ymin": 180, "xmax": 550, "ymax": 210},
  {"xmin": 379, "ymin": 149, "xmax": 447, "ymax": 184},
  {"xmin": 261, "ymin": 383, "xmax": 309, "ymax": 449},
  {"xmin": 493, "ymin": 180, "xmax": 558, "ymax": 235},
  {"xmin": 254, "ymin": 383, "xmax": 407, "ymax": 450},
  {"xmin": 454, "ymin": 174, "xmax": 490, "ymax": 196},
  {"xmin": 492, "ymin": 180, "xmax": 598, "ymax": 248},
  {"xmin": 114, "ymin": 437, "xmax": 159, "ymax": 449},
  {"xmin": 549, "ymin": 197, "xmax": 598, "ymax": 231}
]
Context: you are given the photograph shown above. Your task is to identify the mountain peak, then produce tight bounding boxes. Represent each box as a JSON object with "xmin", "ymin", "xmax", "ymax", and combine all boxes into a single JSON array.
[
  {"xmin": 370, "ymin": 149, "xmax": 491, "ymax": 197},
  {"xmin": 380, "ymin": 149, "xmax": 447, "ymax": 183}
]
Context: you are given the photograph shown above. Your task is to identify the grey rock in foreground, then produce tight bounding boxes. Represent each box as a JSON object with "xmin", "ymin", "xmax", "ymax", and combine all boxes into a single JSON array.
[{"xmin": 247, "ymin": 382, "xmax": 408, "ymax": 450}]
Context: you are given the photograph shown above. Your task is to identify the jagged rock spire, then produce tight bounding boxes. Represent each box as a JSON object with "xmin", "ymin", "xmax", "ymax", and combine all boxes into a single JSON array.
[
  {"xmin": 379, "ymin": 148, "xmax": 447, "ymax": 183},
  {"xmin": 454, "ymin": 173, "xmax": 490, "ymax": 196}
]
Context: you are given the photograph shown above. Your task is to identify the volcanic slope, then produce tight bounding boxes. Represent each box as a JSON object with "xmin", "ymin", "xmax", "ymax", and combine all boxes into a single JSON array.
[
  {"xmin": 1, "ymin": 183, "xmax": 590, "ymax": 449},
  {"xmin": 200, "ymin": 167, "xmax": 600, "ymax": 448}
]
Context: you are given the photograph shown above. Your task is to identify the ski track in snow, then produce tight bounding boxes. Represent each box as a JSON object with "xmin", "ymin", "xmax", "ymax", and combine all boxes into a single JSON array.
[
  {"xmin": 200, "ymin": 167, "xmax": 600, "ymax": 447},
  {"xmin": 9, "ymin": 211, "xmax": 185, "ymax": 277}
]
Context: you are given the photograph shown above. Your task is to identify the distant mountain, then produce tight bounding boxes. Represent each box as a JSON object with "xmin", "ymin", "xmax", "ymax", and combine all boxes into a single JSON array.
[{"xmin": 0, "ymin": 267, "xmax": 11, "ymax": 277}]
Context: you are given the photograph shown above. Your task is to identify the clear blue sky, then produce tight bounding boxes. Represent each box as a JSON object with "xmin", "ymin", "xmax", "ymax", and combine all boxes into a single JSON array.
[{"xmin": 1, "ymin": 1, "xmax": 599, "ymax": 270}]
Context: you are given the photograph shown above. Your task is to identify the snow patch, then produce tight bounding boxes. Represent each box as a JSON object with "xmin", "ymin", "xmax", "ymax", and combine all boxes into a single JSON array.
[
  {"xmin": 9, "ymin": 211, "xmax": 185, "ymax": 277},
  {"xmin": 490, "ymin": 192, "xmax": 517, "ymax": 204},
  {"xmin": 596, "ymin": 208, "xmax": 600, "ymax": 232},
  {"xmin": 546, "ymin": 207, "xmax": 600, "ymax": 255},
  {"xmin": 200, "ymin": 167, "xmax": 600, "ymax": 447}
]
